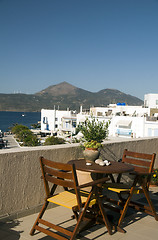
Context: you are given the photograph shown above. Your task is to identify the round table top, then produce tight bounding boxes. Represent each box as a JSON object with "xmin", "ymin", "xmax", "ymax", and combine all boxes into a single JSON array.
[{"xmin": 68, "ymin": 158, "xmax": 134, "ymax": 174}]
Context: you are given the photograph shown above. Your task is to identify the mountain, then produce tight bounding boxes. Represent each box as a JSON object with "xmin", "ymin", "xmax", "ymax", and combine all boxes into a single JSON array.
[
  {"xmin": 36, "ymin": 81, "xmax": 83, "ymax": 96},
  {"xmin": 0, "ymin": 82, "xmax": 143, "ymax": 112}
]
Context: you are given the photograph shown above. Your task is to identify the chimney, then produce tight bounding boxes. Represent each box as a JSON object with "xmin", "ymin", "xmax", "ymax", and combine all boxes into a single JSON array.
[{"xmin": 80, "ymin": 105, "xmax": 83, "ymax": 113}]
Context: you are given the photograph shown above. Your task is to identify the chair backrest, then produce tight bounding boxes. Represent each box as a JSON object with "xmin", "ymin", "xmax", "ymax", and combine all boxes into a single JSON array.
[
  {"xmin": 40, "ymin": 156, "xmax": 82, "ymax": 208},
  {"xmin": 122, "ymin": 149, "xmax": 156, "ymax": 187},
  {"xmin": 122, "ymin": 149, "xmax": 156, "ymax": 174}
]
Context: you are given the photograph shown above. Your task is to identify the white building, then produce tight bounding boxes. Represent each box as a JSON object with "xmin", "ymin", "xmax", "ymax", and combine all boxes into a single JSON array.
[
  {"xmin": 90, "ymin": 103, "xmax": 158, "ymax": 138},
  {"xmin": 90, "ymin": 104, "xmax": 149, "ymax": 117},
  {"xmin": 41, "ymin": 94, "xmax": 158, "ymax": 140},
  {"xmin": 110, "ymin": 116, "xmax": 145, "ymax": 138},
  {"xmin": 41, "ymin": 109, "xmax": 77, "ymax": 136},
  {"xmin": 144, "ymin": 94, "xmax": 158, "ymax": 108},
  {"xmin": 89, "ymin": 105, "xmax": 150, "ymax": 138}
]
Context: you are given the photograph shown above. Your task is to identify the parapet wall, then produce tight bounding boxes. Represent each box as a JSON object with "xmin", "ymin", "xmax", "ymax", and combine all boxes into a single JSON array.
[{"xmin": 0, "ymin": 137, "xmax": 158, "ymax": 220}]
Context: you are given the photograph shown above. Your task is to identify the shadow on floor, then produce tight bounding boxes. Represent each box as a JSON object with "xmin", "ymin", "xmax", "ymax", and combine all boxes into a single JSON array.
[{"xmin": 0, "ymin": 219, "xmax": 22, "ymax": 240}]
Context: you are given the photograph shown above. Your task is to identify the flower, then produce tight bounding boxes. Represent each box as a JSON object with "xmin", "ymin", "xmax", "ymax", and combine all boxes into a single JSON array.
[{"xmin": 151, "ymin": 168, "xmax": 158, "ymax": 183}]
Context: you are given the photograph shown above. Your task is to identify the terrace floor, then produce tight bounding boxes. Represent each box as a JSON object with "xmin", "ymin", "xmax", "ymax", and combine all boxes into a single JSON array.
[{"xmin": 1, "ymin": 186, "xmax": 158, "ymax": 240}]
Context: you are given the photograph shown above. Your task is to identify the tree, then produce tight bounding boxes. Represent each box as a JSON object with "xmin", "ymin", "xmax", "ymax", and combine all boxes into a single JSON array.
[
  {"xmin": 11, "ymin": 124, "xmax": 29, "ymax": 136},
  {"xmin": 44, "ymin": 136, "xmax": 65, "ymax": 145},
  {"xmin": 11, "ymin": 124, "xmax": 40, "ymax": 146}
]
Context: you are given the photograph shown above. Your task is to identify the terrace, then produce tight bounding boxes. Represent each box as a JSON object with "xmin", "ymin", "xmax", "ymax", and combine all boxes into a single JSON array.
[{"xmin": 0, "ymin": 137, "xmax": 158, "ymax": 239}]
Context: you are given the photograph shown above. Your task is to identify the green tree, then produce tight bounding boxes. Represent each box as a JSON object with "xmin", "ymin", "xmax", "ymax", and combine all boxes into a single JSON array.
[
  {"xmin": 11, "ymin": 124, "xmax": 29, "ymax": 136},
  {"xmin": 11, "ymin": 124, "xmax": 40, "ymax": 146},
  {"xmin": 44, "ymin": 136, "xmax": 66, "ymax": 145},
  {"xmin": 23, "ymin": 134, "xmax": 40, "ymax": 146}
]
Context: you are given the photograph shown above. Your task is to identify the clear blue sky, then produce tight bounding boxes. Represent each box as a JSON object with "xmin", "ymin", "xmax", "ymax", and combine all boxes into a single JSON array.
[{"xmin": 0, "ymin": 0, "xmax": 158, "ymax": 100}]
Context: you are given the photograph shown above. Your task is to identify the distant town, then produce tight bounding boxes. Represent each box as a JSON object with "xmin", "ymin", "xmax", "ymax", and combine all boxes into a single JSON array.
[
  {"xmin": 39, "ymin": 93, "xmax": 158, "ymax": 140},
  {"xmin": 1, "ymin": 93, "xmax": 158, "ymax": 149}
]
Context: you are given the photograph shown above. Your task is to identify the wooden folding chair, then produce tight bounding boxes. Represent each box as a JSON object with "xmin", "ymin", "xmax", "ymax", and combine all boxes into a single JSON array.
[
  {"xmin": 30, "ymin": 157, "xmax": 112, "ymax": 239},
  {"xmin": 103, "ymin": 149, "xmax": 158, "ymax": 229}
]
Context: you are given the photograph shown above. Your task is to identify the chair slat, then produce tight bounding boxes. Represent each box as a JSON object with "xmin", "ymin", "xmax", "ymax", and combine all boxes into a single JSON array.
[
  {"xmin": 123, "ymin": 157, "xmax": 151, "ymax": 167},
  {"xmin": 42, "ymin": 158, "xmax": 73, "ymax": 171},
  {"xmin": 39, "ymin": 219, "xmax": 72, "ymax": 236},
  {"xmin": 44, "ymin": 166, "xmax": 73, "ymax": 180},
  {"xmin": 124, "ymin": 151, "xmax": 153, "ymax": 160},
  {"xmin": 45, "ymin": 174, "xmax": 74, "ymax": 188},
  {"xmin": 132, "ymin": 165, "xmax": 150, "ymax": 173},
  {"xmin": 35, "ymin": 225, "xmax": 67, "ymax": 240}
]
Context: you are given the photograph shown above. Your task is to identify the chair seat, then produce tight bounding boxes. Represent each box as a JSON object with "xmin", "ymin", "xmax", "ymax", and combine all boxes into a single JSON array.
[
  {"xmin": 104, "ymin": 183, "xmax": 142, "ymax": 194},
  {"xmin": 48, "ymin": 190, "xmax": 96, "ymax": 209}
]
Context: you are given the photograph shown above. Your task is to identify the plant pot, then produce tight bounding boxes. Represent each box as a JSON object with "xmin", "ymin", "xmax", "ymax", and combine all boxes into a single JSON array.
[{"xmin": 83, "ymin": 148, "xmax": 100, "ymax": 163}]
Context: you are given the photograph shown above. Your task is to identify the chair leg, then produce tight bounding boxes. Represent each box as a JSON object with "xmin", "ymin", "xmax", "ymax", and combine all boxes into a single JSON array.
[
  {"xmin": 142, "ymin": 185, "xmax": 158, "ymax": 221},
  {"xmin": 94, "ymin": 188, "xmax": 112, "ymax": 235},
  {"xmin": 118, "ymin": 186, "xmax": 135, "ymax": 227},
  {"xmin": 30, "ymin": 201, "xmax": 49, "ymax": 235},
  {"xmin": 70, "ymin": 191, "xmax": 94, "ymax": 240}
]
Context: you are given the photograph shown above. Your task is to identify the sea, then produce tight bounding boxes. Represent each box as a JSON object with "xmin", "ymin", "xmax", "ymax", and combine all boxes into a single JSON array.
[{"xmin": 0, "ymin": 111, "xmax": 41, "ymax": 132}]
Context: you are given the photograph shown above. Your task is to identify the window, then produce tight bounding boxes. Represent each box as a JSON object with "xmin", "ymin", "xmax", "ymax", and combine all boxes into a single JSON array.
[
  {"xmin": 72, "ymin": 120, "xmax": 76, "ymax": 128},
  {"xmin": 97, "ymin": 112, "xmax": 103, "ymax": 116},
  {"xmin": 66, "ymin": 121, "xmax": 69, "ymax": 128},
  {"xmin": 55, "ymin": 117, "xmax": 58, "ymax": 121},
  {"xmin": 154, "ymin": 129, "xmax": 158, "ymax": 136},
  {"xmin": 43, "ymin": 117, "xmax": 48, "ymax": 124},
  {"xmin": 55, "ymin": 124, "xmax": 58, "ymax": 128},
  {"xmin": 156, "ymin": 100, "xmax": 158, "ymax": 105},
  {"xmin": 144, "ymin": 100, "xmax": 148, "ymax": 107}
]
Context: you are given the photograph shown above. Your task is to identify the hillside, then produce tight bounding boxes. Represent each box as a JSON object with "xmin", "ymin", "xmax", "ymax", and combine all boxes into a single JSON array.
[{"xmin": 0, "ymin": 82, "xmax": 143, "ymax": 112}]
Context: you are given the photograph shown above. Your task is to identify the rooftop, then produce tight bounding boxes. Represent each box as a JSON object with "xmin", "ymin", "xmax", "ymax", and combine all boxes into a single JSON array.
[
  {"xmin": 1, "ymin": 186, "xmax": 158, "ymax": 240},
  {"xmin": 1, "ymin": 136, "xmax": 158, "ymax": 240}
]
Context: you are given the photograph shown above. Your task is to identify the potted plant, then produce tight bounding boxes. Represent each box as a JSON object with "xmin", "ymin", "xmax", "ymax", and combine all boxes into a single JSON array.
[{"xmin": 78, "ymin": 116, "xmax": 110, "ymax": 163}]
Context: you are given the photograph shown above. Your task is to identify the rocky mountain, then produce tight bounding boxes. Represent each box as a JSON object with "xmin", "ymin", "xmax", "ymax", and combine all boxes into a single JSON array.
[{"xmin": 0, "ymin": 82, "xmax": 143, "ymax": 112}]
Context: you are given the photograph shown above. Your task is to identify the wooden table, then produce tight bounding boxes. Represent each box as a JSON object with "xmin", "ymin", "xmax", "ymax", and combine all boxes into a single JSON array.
[
  {"xmin": 68, "ymin": 158, "xmax": 135, "ymax": 233},
  {"xmin": 68, "ymin": 158, "xmax": 134, "ymax": 175}
]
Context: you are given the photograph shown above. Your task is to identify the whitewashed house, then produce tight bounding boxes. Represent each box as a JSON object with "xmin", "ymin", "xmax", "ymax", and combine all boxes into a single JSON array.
[
  {"xmin": 41, "ymin": 94, "xmax": 158, "ymax": 139},
  {"xmin": 144, "ymin": 93, "xmax": 158, "ymax": 108},
  {"xmin": 89, "ymin": 104, "xmax": 149, "ymax": 138},
  {"xmin": 41, "ymin": 109, "xmax": 77, "ymax": 136}
]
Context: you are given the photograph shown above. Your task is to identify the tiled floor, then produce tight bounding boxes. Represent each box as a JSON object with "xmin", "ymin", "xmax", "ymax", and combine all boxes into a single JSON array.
[{"xmin": 1, "ymin": 187, "xmax": 158, "ymax": 240}]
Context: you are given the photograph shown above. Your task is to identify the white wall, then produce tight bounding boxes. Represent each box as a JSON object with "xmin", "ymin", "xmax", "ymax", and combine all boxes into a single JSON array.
[
  {"xmin": 109, "ymin": 116, "xmax": 145, "ymax": 138},
  {"xmin": 144, "ymin": 94, "xmax": 158, "ymax": 108},
  {"xmin": 144, "ymin": 120, "xmax": 158, "ymax": 137},
  {"xmin": 41, "ymin": 109, "xmax": 55, "ymax": 132},
  {"xmin": 41, "ymin": 109, "xmax": 76, "ymax": 134}
]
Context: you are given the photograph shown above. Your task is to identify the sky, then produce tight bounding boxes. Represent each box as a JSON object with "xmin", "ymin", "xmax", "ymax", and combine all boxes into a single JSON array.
[{"xmin": 0, "ymin": 0, "xmax": 158, "ymax": 100}]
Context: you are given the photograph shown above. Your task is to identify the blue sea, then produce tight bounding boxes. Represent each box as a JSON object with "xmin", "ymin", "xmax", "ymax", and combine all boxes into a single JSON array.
[{"xmin": 0, "ymin": 111, "xmax": 41, "ymax": 132}]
